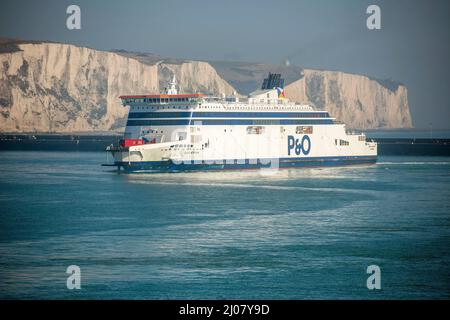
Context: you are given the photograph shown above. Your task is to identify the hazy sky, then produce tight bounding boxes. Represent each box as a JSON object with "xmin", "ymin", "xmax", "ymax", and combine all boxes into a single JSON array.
[{"xmin": 1, "ymin": 0, "xmax": 449, "ymax": 129}]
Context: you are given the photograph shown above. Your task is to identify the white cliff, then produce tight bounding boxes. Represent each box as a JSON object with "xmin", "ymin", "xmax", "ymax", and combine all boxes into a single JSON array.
[
  {"xmin": 158, "ymin": 61, "xmax": 237, "ymax": 96},
  {"xmin": 284, "ymin": 69, "xmax": 412, "ymax": 129},
  {"xmin": 0, "ymin": 41, "xmax": 413, "ymax": 132},
  {"xmin": 0, "ymin": 43, "xmax": 159, "ymax": 132},
  {"xmin": 0, "ymin": 43, "xmax": 236, "ymax": 132}
]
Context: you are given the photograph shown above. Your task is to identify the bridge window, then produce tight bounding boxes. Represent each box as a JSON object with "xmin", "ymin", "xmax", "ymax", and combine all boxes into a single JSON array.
[
  {"xmin": 246, "ymin": 126, "xmax": 265, "ymax": 135},
  {"xmin": 339, "ymin": 139, "xmax": 349, "ymax": 146},
  {"xmin": 296, "ymin": 126, "xmax": 313, "ymax": 134}
]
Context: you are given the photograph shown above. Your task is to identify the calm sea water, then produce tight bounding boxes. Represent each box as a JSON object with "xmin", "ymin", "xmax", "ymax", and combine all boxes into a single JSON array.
[{"xmin": 0, "ymin": 151, "xmax": 449, "ymax": 299}]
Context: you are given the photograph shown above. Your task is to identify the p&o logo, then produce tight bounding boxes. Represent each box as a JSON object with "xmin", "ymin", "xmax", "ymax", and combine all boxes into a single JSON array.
[{"xmin": 288, "ymin": 135, "xmax": 311, "ymax": 156}]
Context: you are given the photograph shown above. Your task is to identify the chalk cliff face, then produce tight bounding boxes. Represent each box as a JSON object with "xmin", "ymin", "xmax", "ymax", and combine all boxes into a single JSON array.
[
  {"xmin": 158, "ymin": 61, "xmax": 237, "ymax": 96},
  {"xmin": 0, "ymin": 43, "xmax": 236, "ymax": 132},
  {"xmin": 0, "ymin": 43, "xmax": 159, "ymax": 132},
  {"xmin": 284, "ymin": 69, "xmax": 413, "ymax": 129},
  {"xmin": 0, "ymin": 41, "xmax": 413, "ymax": 132}
]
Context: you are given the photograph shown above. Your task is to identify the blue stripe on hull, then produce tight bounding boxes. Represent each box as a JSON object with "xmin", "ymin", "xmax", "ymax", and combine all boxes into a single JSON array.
[
  {"xmin": 128, "ymin": 111, "xmax": 331, "ymax": 119},
  {"xmin": 126, "ymin": 119, "xmax": 334, "ymax": 126},
  {"xmin": 115, "ymin": 156, "xmax": 377, "ymax": 173}
]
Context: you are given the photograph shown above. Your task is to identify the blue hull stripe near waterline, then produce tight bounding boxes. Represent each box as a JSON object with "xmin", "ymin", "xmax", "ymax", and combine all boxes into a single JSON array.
[
  {"xmin": 128, "ymin": 111, "xmax": 331, "ymax": 119},
  {"xmin": 115, "ymin": 155, "xmax": 377, "ymax": 172},
  {"xmin": 126, "ymin": 119, "xmax": 334, "ymax": 126}
]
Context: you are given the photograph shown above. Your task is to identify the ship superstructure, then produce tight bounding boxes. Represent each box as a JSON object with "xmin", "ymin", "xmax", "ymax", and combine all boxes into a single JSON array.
[{"xmin": 106, "ymin": 73, "xmax": 377, "ymax": 172}]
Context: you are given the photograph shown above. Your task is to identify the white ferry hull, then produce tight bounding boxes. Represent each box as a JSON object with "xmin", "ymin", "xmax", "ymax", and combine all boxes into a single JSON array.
[
  {"xmin": 109, "ymin": 123, "xmax": 377, "ymax": 172},
  {"xmin": 107, "ymin": 74, "xmax": 377, "ymax": 173}
]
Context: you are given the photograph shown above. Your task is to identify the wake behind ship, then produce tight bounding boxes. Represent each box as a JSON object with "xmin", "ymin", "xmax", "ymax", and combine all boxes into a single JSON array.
[{"xmin": 105, "ymin": 74, "xmax": 377, "ymax": 172}]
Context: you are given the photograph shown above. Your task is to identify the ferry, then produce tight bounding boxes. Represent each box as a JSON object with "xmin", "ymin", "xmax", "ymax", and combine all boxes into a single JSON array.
[{"xmin": 105, "ymin": 73, "xmax": 377, "ymax": 172}]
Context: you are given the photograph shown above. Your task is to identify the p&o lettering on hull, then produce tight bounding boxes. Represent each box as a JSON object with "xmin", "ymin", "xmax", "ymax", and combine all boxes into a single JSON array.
[{"xmin": 287, "ymin": 135, "xmax": 311, "ymax": 156}]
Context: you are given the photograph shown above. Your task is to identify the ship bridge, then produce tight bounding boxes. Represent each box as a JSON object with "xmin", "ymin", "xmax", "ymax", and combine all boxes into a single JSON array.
[{"xmin": 119, "ymin": 93, "xmax": 204, "ymax": 107}]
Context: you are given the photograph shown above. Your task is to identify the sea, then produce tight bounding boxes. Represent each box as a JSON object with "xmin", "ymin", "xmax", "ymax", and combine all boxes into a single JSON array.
[{"xmin": 0, "ymin": 150, "xmax": 449, "ymax": 299}]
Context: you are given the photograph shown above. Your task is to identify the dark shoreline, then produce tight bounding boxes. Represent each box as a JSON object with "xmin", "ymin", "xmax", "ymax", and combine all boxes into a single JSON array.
[
  {"xmin": 0, "ymin": 133, "xmax": 122, "ymax": 152},
  {"xmin": 372, "ymin": 138, "xmax": 450, "ymax": 156},
  {"xmin": 1, "ymin": 133, "xmax": 450, "ymax": 156}
]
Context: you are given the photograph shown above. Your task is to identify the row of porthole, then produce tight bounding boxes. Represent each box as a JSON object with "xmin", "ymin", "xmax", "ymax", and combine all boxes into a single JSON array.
[
  {"xmin": 131, "ymin": 105, "xmax": 313, "ymax": 111},
  {"xmin": 224, "ymin": 106, "xmax": 312, "ymax": 110},
  {"xmin": 126, "ymin": 98, "xmax": 192, "ymax": 103},
  {"xmin": 132, "ymin": 106, "xmax": 192, "ymax": 110}
]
